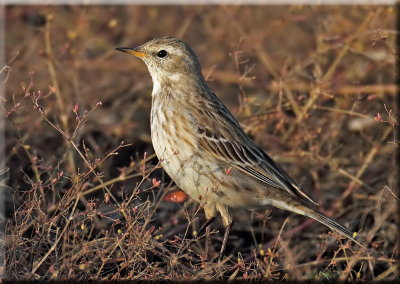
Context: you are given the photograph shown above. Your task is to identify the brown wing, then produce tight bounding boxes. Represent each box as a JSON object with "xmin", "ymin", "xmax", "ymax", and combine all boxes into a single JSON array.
[{"xmin": 194, "ymin": 92, "xmax": 319, "ymax": 207}]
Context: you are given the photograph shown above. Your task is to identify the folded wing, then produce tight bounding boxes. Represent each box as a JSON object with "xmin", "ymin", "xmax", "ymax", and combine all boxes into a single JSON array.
[{"xmin": 195, "ymin": 93, "xmax": 318, "ymax": 207}]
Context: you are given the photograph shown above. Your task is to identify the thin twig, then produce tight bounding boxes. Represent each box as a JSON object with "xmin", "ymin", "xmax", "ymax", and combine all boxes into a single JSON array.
[{"xmin": 31, "ymin": 191, "xmax": 82, "ymax": 274}]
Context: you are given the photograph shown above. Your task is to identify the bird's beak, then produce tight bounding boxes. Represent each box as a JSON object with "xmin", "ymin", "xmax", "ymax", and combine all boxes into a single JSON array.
[{"xmin": 115, "ymin": 47, "xmax": 147, "ymax": 58}]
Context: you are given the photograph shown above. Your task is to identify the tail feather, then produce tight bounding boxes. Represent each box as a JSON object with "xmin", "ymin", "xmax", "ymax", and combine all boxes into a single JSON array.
[
  {"xmin": 268, "ymin": 199, "xmax": 366, "ymax": 248},
  {"xmin": 307, "ymin": 211, "xmax": 366, "ymax": 249}
]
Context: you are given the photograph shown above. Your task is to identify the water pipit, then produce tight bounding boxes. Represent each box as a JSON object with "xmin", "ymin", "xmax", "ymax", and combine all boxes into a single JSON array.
[{"xmin": 116, "ymin": 37, "xmax": 365, "ymax": 256}]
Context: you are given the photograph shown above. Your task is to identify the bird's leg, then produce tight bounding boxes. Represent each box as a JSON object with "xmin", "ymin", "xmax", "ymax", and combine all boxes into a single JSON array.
[
  {"xmin": 205, "ymin": 225, "xmax": 211, "ymax": 260},
  {"xmin": 216, "ymin": 204, "xmax": 233, "ymax": 262},
  {"xmin": 197, "ymin": 216, "xmax": 215, "ymax": 236},
  {"xmin": 218, "ymin": 222, "xmax": 232, "ymax": 262},
  {"xmin": 198, "ymin": 217, "xmax": 215, "ymax": 260},
  {"xmin": 178, "ymin": 205, "xmax": 216, "ymax": 257},
  {"xmin": 201, "ymin": 205, "xmax": 217, "ymax": 260},
  {"xmin": 178, "ymin": 217, "xmax": 215, "ymax": 257}
]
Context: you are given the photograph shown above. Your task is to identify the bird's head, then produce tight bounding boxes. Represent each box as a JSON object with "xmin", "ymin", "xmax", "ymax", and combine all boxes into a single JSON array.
[{"xmin": 116, "ymin": 36, "xmax": 205, "ymax": 87}]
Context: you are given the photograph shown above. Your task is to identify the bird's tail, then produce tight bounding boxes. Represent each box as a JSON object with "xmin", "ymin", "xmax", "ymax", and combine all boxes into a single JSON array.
[
  {"xmin": 269, "ymin": 199, "xmax": 366, "ymax": 248},
  {"xmin": 305, "ymin": 210, "xmax": 366, "ymax": 248}
]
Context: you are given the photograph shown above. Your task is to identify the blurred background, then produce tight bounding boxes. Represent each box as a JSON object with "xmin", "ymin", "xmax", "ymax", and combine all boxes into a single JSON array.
[{"xmin": 3, "ymin": 5, "xmax": 398, "ymax": 281}]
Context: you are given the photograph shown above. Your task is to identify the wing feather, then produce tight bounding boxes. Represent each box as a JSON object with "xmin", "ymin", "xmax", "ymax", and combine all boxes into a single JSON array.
[{"xmin": 195, "ymin": 95, "xmax": 318, "ymax": 206}]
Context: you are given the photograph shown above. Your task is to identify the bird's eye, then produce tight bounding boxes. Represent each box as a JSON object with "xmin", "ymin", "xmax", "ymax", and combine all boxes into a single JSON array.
[{"xmin": 157, "ymin": 50, "xmax": 168, "ymax": 58}]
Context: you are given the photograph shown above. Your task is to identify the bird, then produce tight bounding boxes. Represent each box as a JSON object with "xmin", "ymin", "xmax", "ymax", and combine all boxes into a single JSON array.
[{"xmin": 116, "ymin": 36, "xmax": 364, "ymax": 257}]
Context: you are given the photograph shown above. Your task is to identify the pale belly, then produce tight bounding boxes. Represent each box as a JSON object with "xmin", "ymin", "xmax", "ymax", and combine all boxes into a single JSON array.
[
  {"xmin": 150, "ymin": 107, "xmax": 234, "ymax": 206},
  {"xmin": 150, "ymin": 106, "xmax": 263, "ymax": 208},
  {"xmin": 151, "ymin": 121, "xmax": 212, "ymax": 203}
]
